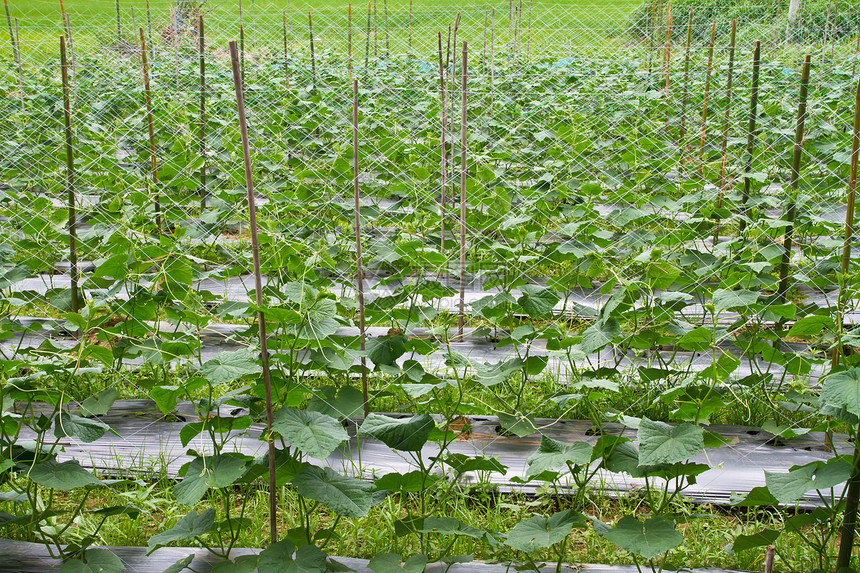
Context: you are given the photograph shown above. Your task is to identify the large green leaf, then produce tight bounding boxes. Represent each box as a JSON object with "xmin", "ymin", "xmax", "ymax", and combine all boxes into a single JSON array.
[
  {"xmin": 79, "ymin": 388, "xmax": 119, "ymax": 417},
  {"xmin": 147, "ymin": 509, "xmax": 216, "ymax": 553},
  {"xmin": 712, "ymin": 289, "xmax": 759, "ymax": 314},
  {"xmin": 54, "ymin": 412, "xmax": 111, "ymax": 443},
  {"xmin": 358, "ymin": 413, "xmax": 435, "ymax": 451},
  {"xmin": 174, "ymin": 456, "xmax": 248, "ymax": 506},
  {"xmin": 765, "ymin": 459, "xmax": 851, "ymax": 504},
  {"xmin": 505, "ymin": 510, "xmax": 584, "ymax": 552},
  {"xmin": 272, "ymin": 408, "xmax": 348, "ymax": 460},
  {"xmin": 201, "ymin": 348, "xmax": 262, "ymax": 385},
  {"xmin": 257, "ymin": 540, "xmax": 327, "ymax": 573},
  {"xmin": 637, "ymin": 418, "xmax": 704, "ymax": 466},
  {"xmin": 820, "ymin": 368, "xmax": 860, "ymax": 420},
  {"xmin": 517, "ymin": 284, "xmax": 560, "ymax": 318},
  {"xmin": 59, "ymin": 549, "xmax": 125, "ymax": 573},
  {"xmin": 526, "ymin": 435, "xmax": 592, "ymax": 477},
  {"xmin": 28, "ymin": 460, "xmax": 102, "ymax": 490},
  {"xmin": 727, "ymin": 529, "xmax": 781, "ymax": 554},
  {"xmin": 597, "ymin": 516, "xmax": 683, "ymax": 559},
  {"xmin": 580, "ymin": 318, "xmax": 621, "ymax": 354},
  {"xmin": 292, "ymin": 466, "xmax": 372, "ymax": 518},
  {"xmin": 367, "ymin": 553, "xmax": 427, "ymax": 573}
]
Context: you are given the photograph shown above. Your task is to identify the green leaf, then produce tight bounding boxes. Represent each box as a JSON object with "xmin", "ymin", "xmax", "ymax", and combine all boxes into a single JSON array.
[
  {"xmin": 209, "ymin": 556, "xmax": 259, "ymax": 573},
  {"xmin": 366, "ymin": 335, "xmax": 408, "ymax": 366},
  {"xmin": 505, "ymin": 510, "xmax": 584, "ymax": 552},
  {"xmin": 79, "ymin": 388, "xmax": 119, "ymax": 417},
  {"xmin": 358, "ymin": 413, "xmax": 435, "ymax": 451},
  {"xmin": 368, "ymin": 553, "xmax": 427, "ymax": 573},
  {"xmin": 517, "ymin": 284, "xmax": 560, "ymax": 318},
  {"xmin": 292, "ymin": 466, "xmax": 373, "ymax": 518},
  {"xmin": 787, "ymin": 315, "xmax": 835, "ymax": 338},
  {"xmin": 174, "ymin": 456, "xmax": 248, "ymax": 505},
  {"xmin": 637, "ymin": 418, "xmax": 704, "ymax": 466},
  {"xmin": 54, "ymin": 412, "xmax": 111, "ymax": 443},
  {"xmin": 421, "ymin": 517, "xmax": 487, "ymax": 540},
  {"xmin": 712, "ymin": 289, "xmax": 759, "ymax": 314},
  {"xmin": 727, "ymin": 529, "xmax": 781, "ymax": 554},
  {"xmin": 497, "ymin": 412, "xmax": 537, "ymax": 437},
  {"xmin": 59, "ymin": 549, "xmax": 125, "ymax": 573},
  {"xmin": 272, "ymin": 408, "xmax": 348, "ymax": 460},
  {"xmin": 160, "ymin": 554, "xmax": 195, "ymax": 573},
  {"xmin": 526, "ymin": 435, "xmax": 592, "ymax": 477},
  {"xmin": 28, "ymin": 460, "xmax": 102, "ymax": 490},
  {"xmin": 258, "ymin": 540, "xmax": 328, "ymax": 573},
  {"xmin": 201, "ymin": 348, "xmax": 262, "ymax": 385},
  {"xmin": 765, "ymin": 459, "xmax": 851, "ymax": 504},
  {"xmin": 147, "ymin": 510, "xmax": 216, "ymax": 553},
  {"xmin": 820, "ymin": 368, "xmax": 860, "ymax": 419},
  {"xmin": 598, "ymin": 516, "xmax": 683, "ymax": 559},
  {"xmin": 307, "ymin": 385, "xmax": 365, "ymax": 420},
  {"xmin": 580, "ymin": 318, "xmax": 621, "ymax": 354}
]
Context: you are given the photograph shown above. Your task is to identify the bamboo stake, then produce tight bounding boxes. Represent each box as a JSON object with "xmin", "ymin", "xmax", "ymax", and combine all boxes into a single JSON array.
[
  {"xmin": 855, "ymin": 23, "xmax": 860, "ymax": 78},
  {"xmin": 678, "ymin": 7, "xmax": 692, "ymax": 175},
  {"xmin": 13, "ymin": 17, "xmax": 20, "ymax": 109},
  {"xmin": 240, "ymin": 24, "xmax": 245, "ymax": 86},
  {"xmin": 227, "ymin": 39, "xmax": 277, "ymax": 547},
  {"xmin": 822, "ymin": 0, "xmax": 833, "ymax": 67},
  {"xmin": 777, "ymin": 54, "xmax": 811, "ymax": 304},
  {"xmin": 364, "ymin": 1, "xmax": 371, "ymax": 81},
  {"xmin": 438, "ymin": 32, "xmax": 447, "ymax": 253},
  {"xmin": 131, "ymin": 8, "xmax": 137, "ymax": 38},
  {"xmin": 663, "ymin": 1, "xmax": 673, "ymax": 131},
  {"xmin": 283, "ymin": 11, "xmax": 290, "ymax": 88},
  {"xmin": 172, "ymin": 11, "xmax": 179, "ymax": 93},
  {"xmin": 738, "ymin": 40, "xmax": 761, "ymax": 236},
  {"xmin": 3, "ymin": 0, "xmax": 14, "ymax": 64},
  {"xmin": 483, "ymin": 11, "xmax": 488, "ymax": 69},
  {"xmin": 828, "ymin": 0, "xmax": 839, "ymax": 79},
  {"xmin": 445, "ymin": 24, "xmax": 451, "ymax": 72},
  {"xmin": 698, "ymin": 20, "xmax": 717, "ymax": 176},
  {"xmin": 773, "ymin": 2, "xmax": 781, "ymax": 58},
  {"xmin": 490, "ymin": 9, "xmax": 495, "ymax": 111},
  {"xmin": 383, "ymin": 0, "xmax": 389, "ymax": 58},
  {"xmin": 647, "ymin": 0, "xmax": 656, "ymax": 74},
  {"xmin": 309, "ymin": 11, "xmax": 316, "ymax": 91},
  {"xmin": 352, "ymin": 79, "xmax": 369, "ymax": 417},
  {"xmin": 450, "ymin": 14, "xmax": 461, "ymax": 223},
  {"xmin": 713, "ymin": 18, "xmax": 737, "ymax": 243},
  {"xmin": 146, "ymin": 0, "xmax": 153, "ymax": 62},
  {"xmin": 832, "ymin": 75, "xmax": 860, "ymax": 368},
  {"xmin": 458, "ymin": 42, "xmax": 468, "ymax": 337},
  {"xmin": 517, "ymin": 0, "xmax": 523, "ymax": 66},
  {"xmin": 64, "ymin": 14, "xmax": 77, "ymax": 107},
  {"xmin": 764, "ymin": 546, "xmax": 775, "ymax": 573},
  {"xmin": 526, "ymin": 0, "xmax": 532, "ymax": 63},
  {"xmin": 408, "ymin": 0, "xmax": 412, "ymax": 51},
  {"xmin": 348, "ymin": 4, "xmax": 352, "ymax": 77},
  {"xmin": 199, "ymin": 15, "xmax": 206, "ymax": 208},
  {"xmin": 61, "ymin": 35, "xmax": 78, "ymax": 314},
  {"xmin": 252, "ymin": 0, "xmax": 257, "ymax": 51},
  {"xmin": 115, "ymin": 0, "xmax": 122, "ymax": 48},
  {"xmin": 140, "ymin": 28, "xmax": 160, "ymax": 232},
  {"xmin": 373, "ymin": 0, "xmax": 377, "ymax": 58}
]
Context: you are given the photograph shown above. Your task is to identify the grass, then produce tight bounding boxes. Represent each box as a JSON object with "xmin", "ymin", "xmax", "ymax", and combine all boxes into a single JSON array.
[{"xmin": 6, "ymin": 0, "xmax": 644, "ymax": 63}]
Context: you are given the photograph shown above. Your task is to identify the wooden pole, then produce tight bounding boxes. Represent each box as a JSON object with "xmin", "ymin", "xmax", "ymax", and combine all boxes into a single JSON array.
[
  {"xmin": 252, "ymin": 0, "xmax": 257, "ymax": 51},
  {"xmin": 458, "ymin": 42, "xmax": 467, "ymax": 337},
  {"xmin": 173, "ymin": 12, "xmax": 179, "ymax": 93},
  {"xmin": 131, "ymin": 8, "xmax": 137, "ymax": 39},
  {"xmin": 61, "ymin": 35, "xmax": 78, "ymax": 314},
  {"xmin": 240, "ymin": 24, "xmax": 245, "ymax": 86},
  {"xmin": 4, "ymin": 0, "xmax": 16, "ymax": 65},
  {"xmin": 713, "ymin": 18, "xmax": 737, "ymax": 243},
  {"xmin": 364, "ymin": 1, "xmax": 371, "ymax": 81},
  {"xmin": 373, "ymin": 0, "xmax": 377, "ymax": 58},
  {"xmin": 777, "ymin": 55, "xmax": 811, "ymax": 304},
  {"xmin": 764, "ymin": 546, "xmax": 775, "ymax": 573},
  {"xmin": 283, "ymin": 11, "xmax": 290, "ymax": 88},
  {"xmin": 309, "ymin": 11, "xmax": 316, "ymax": 91},
  {"xmin": 12, "ymin": 17, "xmax": 20, "ymax": 109},
  {"xmin": 663, "ymin": 1, "xmax": 673, "ymax": 131},
  {"xmin": 383, "ymin": 0, "xmax": 389, "ymax": 58},
  {"xmin": 526, "ymin": 0, "xmax": 532, "ymax": 63},
  {"xmin": 738, "ymin": 40, "xmax": 761, "ymax": 235},
  {"xmin": 63, "ymin": 14, "xmax": 77, "ymax": 107},
  {"xmin": 352, "ymin": 79, "xmax": 369, "ymax": 417},
  {"xmin": 438, "ymin": 32, "xmax": 447, "ymax": 254},
  {"xmin": 115, "ymin": 0, "xmax": 122, "ymax": 48},
  {"xmin": 490, "ymin": 9, "xmax": 495, "ymax": 111},
  {"xmin": 678, "ymin": 7, "xmax": 692, "ymax": 175},
  {"xmin": 228, "ymin": 39, "xmax": 277, "ymax": 546},
  {"xmin": 822, "ymin": 0, "xmax": 833, "ymax": 67},
  {"xmin": 832, "ymin": 75, "xmax": 860, "ymax": 368},
  {"xmin": 146, "ymin": 0, "xmax": 153, "ymax": 62},
  {"xmin": 408, "ymin": 0, "xmax": 412, "ymax": 51},
  {"xmin": 854, "ymin": 23, "xmax": 860, "ymax": 78},
  {"xmin": 140, "ymin": 28, "xmax": 160, "ymax": 232},
  {"xmin": 199, "ymin": 16, "xmax": 206, "ymax": 208},
  {"xmin": 698, "ymin": 20, "xmax": 717, "ymax": 176},
  {"xmin": 348, "ymin": 4, "xmax": 352, "ymax": 77}
]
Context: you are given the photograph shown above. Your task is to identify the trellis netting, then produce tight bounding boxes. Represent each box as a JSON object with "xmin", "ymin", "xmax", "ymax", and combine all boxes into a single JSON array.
[{"xmin": 0, "ymin": 0, "xmax": 860, "ymax": 565}]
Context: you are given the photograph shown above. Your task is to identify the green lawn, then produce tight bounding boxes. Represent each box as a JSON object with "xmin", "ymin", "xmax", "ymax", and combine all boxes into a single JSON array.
[{"xmin": 5, "ymin": 0, "xmax": 643, "ymax": 63}]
